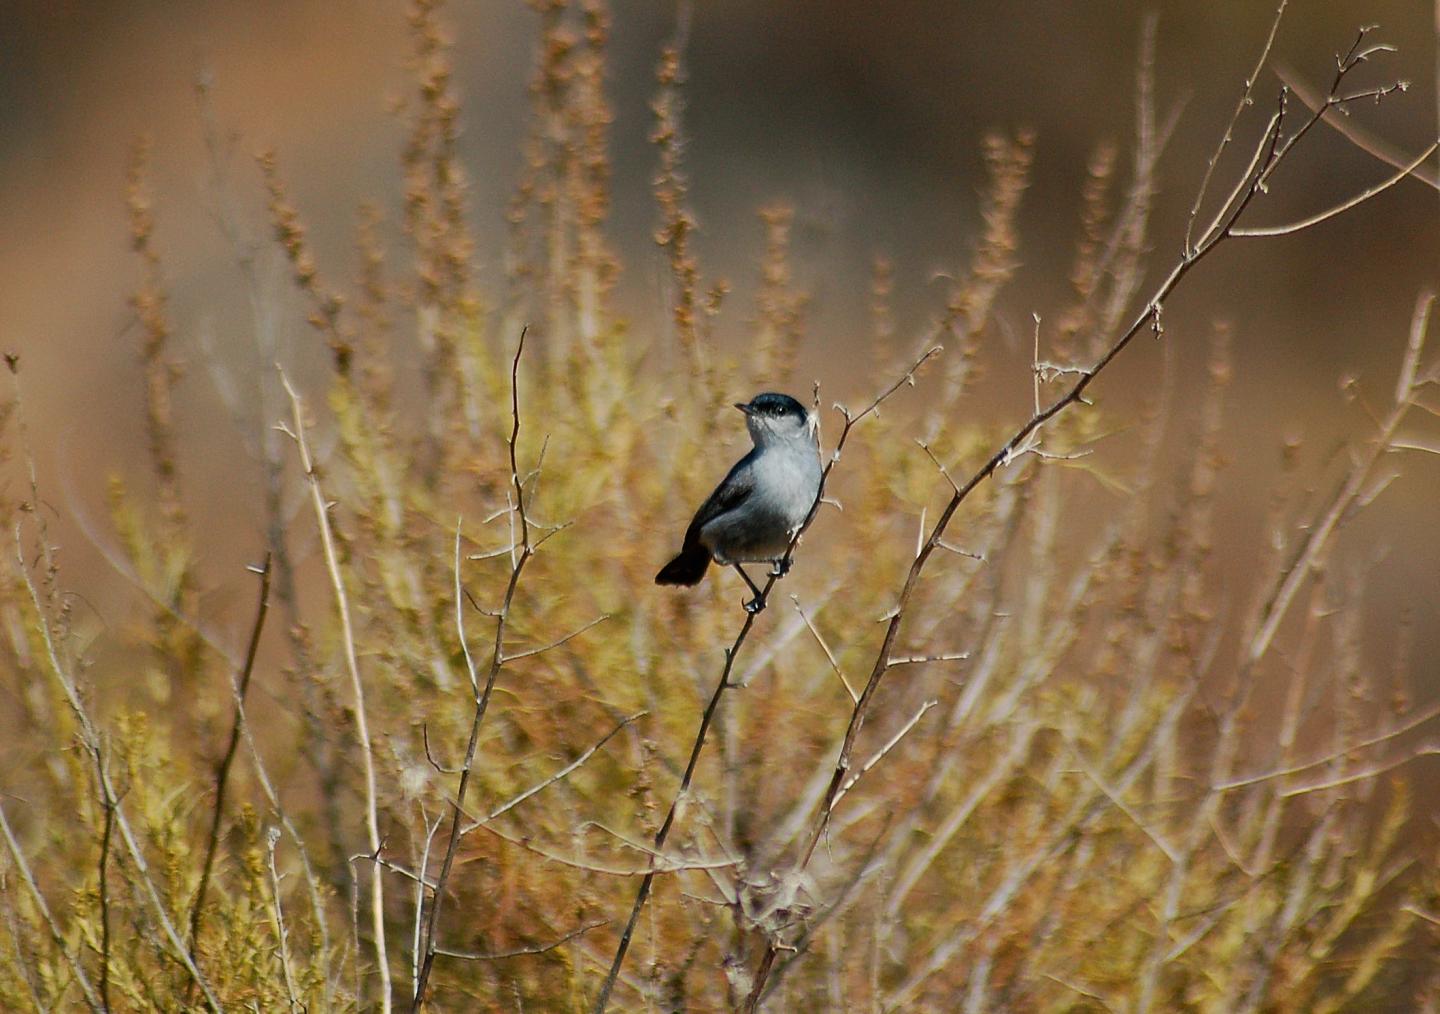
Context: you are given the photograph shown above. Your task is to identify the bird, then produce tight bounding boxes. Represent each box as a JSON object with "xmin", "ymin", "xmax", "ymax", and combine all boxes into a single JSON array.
[{"xmin": 656, "ymin": 392, "xmax": 822, "ymax": 612}]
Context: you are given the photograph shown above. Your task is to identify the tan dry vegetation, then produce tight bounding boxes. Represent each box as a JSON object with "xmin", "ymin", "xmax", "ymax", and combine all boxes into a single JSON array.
[{"xmin": 1, "ymin": 2, "xmax": 1439, "ymax": 1012}]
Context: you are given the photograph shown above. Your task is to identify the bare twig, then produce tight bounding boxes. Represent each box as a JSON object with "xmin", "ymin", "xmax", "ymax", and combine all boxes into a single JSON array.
[
  {"xmin": 410, "ymin": 812, "xmax": 443, "ymax": 997},
  {"xmin": 1278, "ymin": 742, "xmax": 1440, "ymax": 797},
  {"xmin": 355, "ymin": 851, "xmax": 438, "ymax": 890},
  {"xmin": 1185, "ymin": 0, "xmax": 1288, "ymax": 254},
  {"xmin": 462, "ymin": 712, "xmax": 645, "ymax": 832},
  {"xmin": 501, "ymin": 614, "xmax": 610, "ymax": 663},
  {"xmin": 792, "ymin": 597, "xmax": 859, "ymax": 704},
  {"xmin": 1403, "ymin": 904, "xmax": 1440, "ymax": 928},
  {"xmin": 279, "ymin": 367, "xmax": 392, "ymax": 1012},
  {"xmin": 1231, "ymin": 141, "xmax": 1439, "ymax": 237},
  {"xmin": 189, "ymin": 553, "xmax": 272, "ymax": 958},
  {"xmin": 1216, "ymin": 696, "xmax": 1440, "ymax": 791},
  {"xmin": 886, "ymin": 652, "xmax": 969, "ymax": 668},
  {"xmin": 832, "ymin": 700, "xmax": 937, "ymax": 806},
  {"xmin": 472, "ymin": 822, "xmax": 738, "ymax": 876},
  {"xmin": 1277, "ymin": 64, "xmax": 1440, "ymax": 189},
  {"xmin": 434, "ymin": 919, "xmax": 609, "ymax": 961},
  {"xmin": 265, "ymin": 827, "xmax": 304, "ymax": 1013},
  {"xmin": 98, "ymin": 784, "xmax": 114, "ymax": 1014},
  {"xmin": 1065, "ymin": 738, "xmax": 1179, "ymax": 864},
  {"xmin": 1248, "ymin": 381, "xmax": 1422, "ymax": 663},
  {"xmin": 412, "ymin": 326, "xmax": 534, "ymax": 1009},
  {"xmin": 454, "ymin": 523, "xmax": 480, "ymax": 696}
]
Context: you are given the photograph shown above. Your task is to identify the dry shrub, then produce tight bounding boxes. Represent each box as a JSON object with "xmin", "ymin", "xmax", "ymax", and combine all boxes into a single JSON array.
[{"xmin": 1, "ymin": 3, "xmax": 1437, "ymax": 1012}]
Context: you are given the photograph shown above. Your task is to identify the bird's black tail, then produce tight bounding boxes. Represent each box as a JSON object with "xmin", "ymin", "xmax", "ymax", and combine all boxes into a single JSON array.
[{"xmin": 656, "ymin": 543, "xmax": 711, "ymax": 586}]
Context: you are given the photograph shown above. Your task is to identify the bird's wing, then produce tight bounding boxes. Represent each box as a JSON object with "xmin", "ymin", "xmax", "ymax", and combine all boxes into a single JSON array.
[{"xmin": 683, "ymin": 452, "xmax": 757, "ymax": 545}]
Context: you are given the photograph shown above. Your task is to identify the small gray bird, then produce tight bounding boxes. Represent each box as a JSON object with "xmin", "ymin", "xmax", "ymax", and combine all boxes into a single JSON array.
[{"xmin": 656, "ymin": 392, "xmax": 822, "ymax": 612}]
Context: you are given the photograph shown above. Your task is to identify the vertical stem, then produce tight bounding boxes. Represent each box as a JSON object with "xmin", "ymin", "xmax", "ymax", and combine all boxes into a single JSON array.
[{"xmin": 280, "ymin": 371, "xmax": 392, "ymax": 1012}]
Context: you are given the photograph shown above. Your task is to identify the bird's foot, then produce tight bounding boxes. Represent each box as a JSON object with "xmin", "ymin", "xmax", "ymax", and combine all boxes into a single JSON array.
[
  {"xmin": 743, "ymin": 594, "xmax": 767, "ymax": 615},
  {"xmin": 770, "ymin": 557, "xmax": 792, "ymax": 579}
]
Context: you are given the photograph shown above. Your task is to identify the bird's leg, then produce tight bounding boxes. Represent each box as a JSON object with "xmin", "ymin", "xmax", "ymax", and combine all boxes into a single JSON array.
[{"xmin": 733, "ymin": 564, "xmax": 766, "ymax": 614}]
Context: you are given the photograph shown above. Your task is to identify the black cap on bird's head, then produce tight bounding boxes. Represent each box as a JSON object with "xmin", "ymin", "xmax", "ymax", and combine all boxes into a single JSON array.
[
  {"xmin": 734, "ymin": 392, "xmax": 815, "ymax": 446},
  {"xmin": 733, "ymin": 392, "xmax": 808, "ymax": 419}
]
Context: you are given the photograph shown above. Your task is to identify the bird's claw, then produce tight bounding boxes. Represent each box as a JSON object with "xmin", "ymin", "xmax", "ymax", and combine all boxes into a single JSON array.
[
  {"xmin": 770, "ymin": 558, "xmax": 792, "ymax": 578},
  {"xmin": 743, "ymin": 595, "xmax": 766, "ymax": 615}
]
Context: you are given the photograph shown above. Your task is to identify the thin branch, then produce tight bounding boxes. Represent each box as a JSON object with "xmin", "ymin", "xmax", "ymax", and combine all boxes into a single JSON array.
[
  {"xmin": 1397, "ymin": 292, "xmax": 1435, "ymax": 405},
  {"xmin": 279, "ymin": 367, "xmax": 392, "ymax": 1012},
  {"xmin": 935, "ymin": 539, "xmax": 985, "ymax": 561},
  {"xmin": 791, "ymin": 596, "xmax": 859, "ymax": 704},
  {"xmin": 1215, "ymin": 696, "xmax": 1440, "ymax": 790},
  {"xmin": 1277, "ymin": 63, "xmax": 1440, "ymax": 189},
  {"xmin": 1402, "ymin": 905, "xmax": 1440, "ymax": 928},
  {"xmin": 462, "ymin": 711, "xmax": 646, "ymax": 831},
  {"xmin": 413, "ymin": 326, "xmax": 533, "ymax": 1009},
  {"xmin": 1043, "ymin": 973, "xmax": 1119, "ymax": 1013},
  {"xmin": 189, "ymin": 553, "xmax": 273, "ymax": 958},
  {"xmin": 410, "ymin": 811, "xmax": 442, "ymax": 997},
  {"xmin": 98, "ymin": 784, "xmax": 114, "ymax": 1014},
  {"xmin": 471, "ymin": 821, "xmax": 738, "ymax": 876},
  {"xmin": 1278, "ymin": 742, "xmax": 1440, "ymax": 797},
  {"xmin": 1248, "ymin": 386, "xmax": 1415, "ymax": 664},
  {"xmin": 353, "ymin": 851, "xmax": 438, "ymax": 890},
  {"xmin": 500, "ymin": 614, "xmax": 610, "ymax": 663},
  {"xmin": 1232, "ymin": 140, "xmax": 1438, "ymax": 236},
  {"xmin": 1065, "ymin": 739, "xmax": 1179, "ymax": 864},
  {"xmin": 916, "ymin": 439, "xmax": 962, "ymax": 496},
  {"xmin": 455, "ymin": 522, "xmax": 482, "ymax": 696},
  {"xmin": 434, "ymin": 919, "xmax": 609, "ymax": 961},
  {"xmin": 265, "ymin": 828, "xmax": 304, "ymax": 1013},
  {"xmin": 886, "ymin": 652, "xmax": 969, "ymax": 667},
  {"xmin": 832, "ymin": 700, "xmax": 937, "ymax": 806},
  {"xmin": 1185, "ymin": 0, "xmax": 1288, "ymax": 254}
]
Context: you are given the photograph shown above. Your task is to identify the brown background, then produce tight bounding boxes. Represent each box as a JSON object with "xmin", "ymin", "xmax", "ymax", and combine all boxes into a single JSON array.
[{"xmin": 2, "ymin": 1, "xmax": 1437, "ymax": 718}]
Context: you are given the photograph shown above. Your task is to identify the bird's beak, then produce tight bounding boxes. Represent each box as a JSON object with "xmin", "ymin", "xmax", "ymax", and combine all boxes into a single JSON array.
[{"xmin": 733, "ymin": 402, "xmax": 751, "ymax": 415}]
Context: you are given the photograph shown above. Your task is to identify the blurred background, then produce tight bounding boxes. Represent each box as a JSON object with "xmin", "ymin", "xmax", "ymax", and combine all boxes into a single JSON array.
[{"xmin": 1, "ymin": 0, "xmax": 1437, "ymax": 708}]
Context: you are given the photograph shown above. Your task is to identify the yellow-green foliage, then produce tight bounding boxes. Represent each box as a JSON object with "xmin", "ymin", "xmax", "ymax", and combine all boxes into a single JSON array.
[{"xmin": 0, "ymin": 2, "xmax": 1436, "ymax": 1012}]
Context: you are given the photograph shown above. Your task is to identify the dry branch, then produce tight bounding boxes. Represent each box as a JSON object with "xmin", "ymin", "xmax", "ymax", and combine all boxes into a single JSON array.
[
  {"xmin": 412, "ymin": 326, "xmax": 542, "ymax": 1009},
  {"xmin": 188, "ymin": 553, "xmax": 273, "ymax": 960},
  {"xmin": 279, "ymin": 368, "xmax": 392, "ymax": 1011},
  {"xmin": 592, "ymin": 345, "xmax": 941, "ymax": 1012}
]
